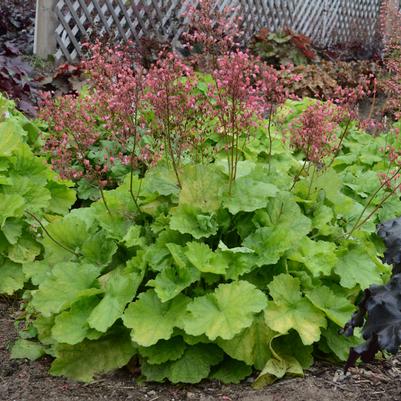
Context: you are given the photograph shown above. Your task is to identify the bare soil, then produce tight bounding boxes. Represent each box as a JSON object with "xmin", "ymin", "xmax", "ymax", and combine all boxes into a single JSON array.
[{"xmin": 1, "ymin": 299, "xmax": 401, "ymax": 401}]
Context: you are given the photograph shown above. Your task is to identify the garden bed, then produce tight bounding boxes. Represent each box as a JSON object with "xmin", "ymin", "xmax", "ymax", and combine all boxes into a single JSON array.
[
  {"xmin": 1, "ymin": 298, "xmax": 401, "ymax": 401},
  {"xmin": 2, "ymin": 0, "xmax": 401, "ymax": 398}
]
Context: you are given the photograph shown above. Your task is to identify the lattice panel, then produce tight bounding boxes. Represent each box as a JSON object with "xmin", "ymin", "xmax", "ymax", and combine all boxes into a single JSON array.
[
  {"xmin": 327, "ymin": 0, "xmax": 382, "ymax": 47},
  {"xmin": 53, "ymin": 0, "xmax": 385, "ymax": 62}
]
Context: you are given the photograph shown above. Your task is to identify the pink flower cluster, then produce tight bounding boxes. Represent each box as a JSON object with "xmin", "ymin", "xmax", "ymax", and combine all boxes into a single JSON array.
[
  {"xmin": 182, "ymin": 0, "xmax": 242, "ymax": 71},
  {"xmin": 289, "ymin": 101, "xmax": 340, "ymax": 163},
  {"xmin": 40, "ymin": 41, "xmax": 158, "ymax": 187},
  {"xmin": 212, "ymin": 51, "xmax": 264, "ymax": 137},
  {"xmin": 40, "ymin": 0, "xmax": 359, "ymax": 190}
]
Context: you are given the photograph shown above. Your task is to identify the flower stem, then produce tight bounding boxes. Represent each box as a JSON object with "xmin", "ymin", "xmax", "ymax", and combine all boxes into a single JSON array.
[
  {"xmin": 327, "ymin": 118, "xmax": 352, "ymax": 169},
  {"xmin": 347, "ymin": 165, "xmax": 401, "ymax": 238},
  {"xmin": 290, "ymin": 159, "xmax": 308, "ymax": 191},
  {"xmin": 99, "ymin": 184, "xmax": 112, "ymax": 216},
  {"xmin": 267, "ymin": 103, "xmax": 274, "ymax": 174},
  {"xmin": 25, "ymin": 211, "xmax": 78, "ymax": 256}
]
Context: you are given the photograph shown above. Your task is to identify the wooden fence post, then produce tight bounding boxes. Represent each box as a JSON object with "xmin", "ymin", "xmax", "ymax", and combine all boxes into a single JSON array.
[
  {"xmin": 34, "ymin": 0, "xmax": 58, "ymax": 58},
  {"xmin": 382, "ymin": 0, "xmax": 399, "ymax": 40}
]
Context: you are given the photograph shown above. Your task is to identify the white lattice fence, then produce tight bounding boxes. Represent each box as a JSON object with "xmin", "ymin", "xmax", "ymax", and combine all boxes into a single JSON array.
[{"xmin": 34, "ymin": 0, "xmax": 388, "ymax": 62}]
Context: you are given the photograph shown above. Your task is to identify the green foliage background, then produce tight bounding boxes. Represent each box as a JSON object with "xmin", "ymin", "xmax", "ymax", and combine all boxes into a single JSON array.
[{"xmin": 0, "ymin": 95, "xmax": 75, "ymax": 296}]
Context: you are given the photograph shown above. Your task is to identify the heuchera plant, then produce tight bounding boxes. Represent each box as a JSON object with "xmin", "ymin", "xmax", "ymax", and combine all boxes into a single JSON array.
[{"xmin": 10, "ymin": 0, "xmax": 401, "ymax": 388}]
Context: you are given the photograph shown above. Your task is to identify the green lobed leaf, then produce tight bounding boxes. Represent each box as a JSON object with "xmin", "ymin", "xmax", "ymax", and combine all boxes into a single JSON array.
[
  {"xmin": 253, "ymin": 356, "xmax": 303, "ymax": 388},
  {"xmin": 311, "ymin": 204, "xmax": 337, "ymax": 236},
  {"xmin": 305, "ymin": 286, "xmax": 355, "ymax": 327},
  {"xmin": 141, "ymin": 344, "xmax": 223, "ymax": 384},
  {"xmin": 264, "ymin": 274, "xmax": 326, "ymax": 345},
  {"xmin": 179, "ymin": 165, "xmax": 225, "ymax": 212},
  {"xmin": 41, "ymin": 216, "xmax": 89, "ymax": 263},
  {"xmin": 46, "ymin": 181, "xmax": 76, "ymax": 215},
  {"xmin": 184, "ymin": 281, "xmax": 267, "ymax": 340},
  {"xmin": 223, "ymin": 174, "xmax": 278, "ymax": 214},
  {"xmin": 334, "ymin": 247, "xmax": 384, "ymax": 290},
  {"xmin": 9, "ymin": 175, "xmax": 51, "ymax": 212},
  {"xmin": 0, "ymin": 260, "xmax": 25, "ymax": 295},
  {"xmin": 0, "ymin": 119, "xmax": 23, "ymax": 157},
  {"xmin": 81, "ymin": 230, "xmax": 118, "ymax": 267},
  {"xmin": 8, "ymin": 235, "xmax": 41, "ymax": 264},
  {"xmin": 11, "ymin": 339, "xmax": 45, "ymax": 361},
  {"xmin": 138, "ymin": 336, "xmax": 186, "ymax": 364},
  {"xmin": 147, "ymin": 242, "xmax": 200, "ymax": 302},
  {"xmin": 217, "ymin": 314, "xmax": 274, "ymax": 370},
  {"xmin": 287, "ymin": 237, "xmax": 337, "ymax": 277},
  {"xmin": 0, "ymin": 193, "xmax": 25, "ymax": 227},
  {"xmin": 122, "ymin": 290, "xmax": 190, "ymax": 346},
  {"xmin": 122, "ymin": 225, "xmax": 146, "ymax": 248},
  {"xmin": 169, "ymin": 204, "xmax": 219, "ymax": 239},
  {"xmin": 50, "ymin": 330, "xmax": 136, "ymax": 382},
  {"xmin": 244, "ymin": 194, "xmax": 311, "ymax": 267},
  {"xmin": 2, "ymin": 218, "xmax": 23, "ymax": 245},
  {"xmin": 88, "ymin": 266, "xmax": 144, "ymax": 332},
  {"xmin": 185, "ymin": 242, "xmax": 229, "ymax": 274},
  {"xmin": 143, "ymin": 164, "xmax": 180, "ymax": 196},
  {"xmin": 211, "ymin": 358, "xmax": 253, "ymax": 384},
  {"xmin": 31, "ymin": 262, "xmax": 102, "ymax": 317},
  {"xmin": 148, "ymin": 264, "xmax": 200, "ymax": 303},
  {"xmin": 51, "ymin": 297, "xmax": 100, "ymax": 345},
  {"xmin": 23, "ymin": 260, "xmax": 52, "ymax": 286},
  {"xmin": 321, "ymin": 323, "xmax": 363, "ymax": 361}
]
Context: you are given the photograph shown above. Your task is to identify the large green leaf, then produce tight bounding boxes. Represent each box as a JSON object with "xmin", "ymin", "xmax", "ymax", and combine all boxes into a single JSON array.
[
  {"xmin": 11, "ymin": 339, "xmax": 45, "ymax": 361},
  {"xmin": 31, "ymin": 262, "xmax": 102, "ymax": 317},
  {"xmin": 253, "ymin": 331, "xmax": 311, "ymax": 388},
  {"xmin": 184, "ymin": 281, "xmax": 267, "ymax": 340},
  {"xmin": 311, "ymin": 204, "xmax": 337, "ymax": 236},
  {"xmin": 254, "ymin": 356, "xmax": 303, "ymax": 388},
  {"xmin": 170, "ymin": 204, "xmax": 219, "ymax": 239},
  {"xmin": 23, "ymin": 260, "xmax": 52, "ymax": 286},
  {"xmin": 10, "ymin": 143, "xmax": 48, "ymax": 182},
  {"xmin": 0, "ymin": 119, "xmax": 23, "ymax": 156},
  {"xmin": 51, "ymin": 297, "xmax": 100, "ymax": 345},
  {"xmin": 223, "ymin": 173, "xmax": 278, "ymax": 214},
  {"xmin": 41, "ymin": 216, "xmax": 89, "ymax": 263},
  {"xmin": 122, "ymin": 290, "xmax": 190, "ymax": 346},
  {"xmin": 141, "ymin": 344, "xmax": 223, "ymax": 384},
  {"xmin": 179, "ymin": 165, "xmax": 225, "ymax": 212},
  {"xmin": 46, "ymin": 181, "xmax": 76, "ymax": 215},
  {"xmin": 217, "ymin": 314, "xmax": 274, "ymax": 369},
  {"xmin": 88, "ymin": 266, "xmax": 144, "ymax": 332},
  {"xmin": 305, "ymin": 286, "xmax": 355, "ymax": 326},
  {"xmin": 143, "ymin": 164, "xmax": 180, "ymax": 196},
  {"xmin": 211, "ymin": 358, "xmax": 253, "ymax": 384},
  {"xmin": 50, "ymin": 330, "xmax": 136, "ymax": 382},
  {"xmin": 185, "ymin": 242, "xmax": 229, "ymax": 274},
  {"xmin": 8, "ymin": 235, "xmax": 41, "ymax": 264},
  {"xmin": 148, "ymin": 264, "xmax": 200, "ymax": 303},
  {"xmin": 321, "ymin": 323, "xmax": 362, "ymax": 361},
  {"xmin": 0, "ymin": 193, "xmax": 25, "ymax": 227},
  {"xmin": 287, "ymin": 237, "xmax": 337, "ymax": 277},
  {"xmin": 81, "ymin": 230, "xmax": 118, "ymax": 267},
  {"xmin": 9, "ymin": 176, "xmax": 51, "ymax": 212},
  {"xmin": 0, "ymin": 260, "xmax": 25, "ymax": 295},
  {"xmin": 334, "ymin": 247, "xmax": 384, "ymax": 289},
  {"xmin": 244, "ymin": 194, "xmax": 311, "ymax": 266},
  {"xmin": 264, "ymin": 275, "xmax": 326, "ymax": 345},
  {"xmin": 147, "ymin": 242, "xmax": 200, "ymax": 302},
  {"xmin": 122, "ymin": 225, "xmax": 146, "ymax": 248},
  {"xmin": 138, "ymin": 336, "xmax": 186, "ymax": 364},
  {"xmin": 2, "ymin": 218, "xmax": 23, "ymax": 244}
]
